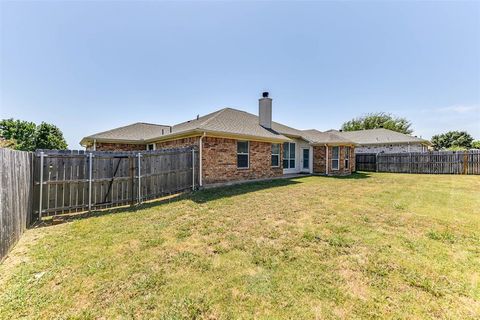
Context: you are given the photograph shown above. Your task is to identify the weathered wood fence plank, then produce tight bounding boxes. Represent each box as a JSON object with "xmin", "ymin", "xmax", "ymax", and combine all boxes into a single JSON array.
[
  {"xmin": 0, "ymin": 149, "xmax": 34, "ymax": 262},
  {"xmin": 33, "ymin": 147, "xmax": 199, "ymax": 218},
  {"xmin": 356, "ymin": 150, "xmax": 480, "ymax": 174}
]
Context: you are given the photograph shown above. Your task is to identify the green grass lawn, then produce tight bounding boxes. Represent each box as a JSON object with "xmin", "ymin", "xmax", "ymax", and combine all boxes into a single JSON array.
[{"xmin": 1, "ymin": 173, "xmax": 479, "ymax": 319}]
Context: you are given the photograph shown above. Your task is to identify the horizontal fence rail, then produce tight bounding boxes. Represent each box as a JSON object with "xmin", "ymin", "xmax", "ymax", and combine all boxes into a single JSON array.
[
  {"xmin": 33, "ymin": 147, "xmax": 199, "ymax": 219},
  {"xmin": 356, "ymin": 150, "xmax": 480, "ymax": 175},
  {"xmin": 0, "ymin": 149, "xmax": 34, "ymax": 261}
]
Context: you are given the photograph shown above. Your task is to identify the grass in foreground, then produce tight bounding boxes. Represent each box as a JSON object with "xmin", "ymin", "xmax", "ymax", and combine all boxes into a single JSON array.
[{"xmin": 1, "ymin": 173, "xmax": 479, "ymax": 319}]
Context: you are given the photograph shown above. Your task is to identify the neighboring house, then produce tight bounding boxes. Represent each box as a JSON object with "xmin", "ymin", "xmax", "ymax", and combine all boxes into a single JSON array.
[
  {"xmin": 328, "ymin": 128, "xmax": 431, "ymax": 153},
  {"xmin": 80, "ymin": 92, "xmax": 356, "ymax": 186}
]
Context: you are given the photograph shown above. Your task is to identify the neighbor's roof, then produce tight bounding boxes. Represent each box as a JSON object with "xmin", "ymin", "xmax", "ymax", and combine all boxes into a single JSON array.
[
  {"xmin": 80, "ymin": 122, "xmax": 171, "ymax": 145},
  {"xmin": 302, "ymin": 129, "xmax": 356, "ymax": 145},
  {"xmin": 146, "ymin": 108, "xmax": 291, "ymax": 143},
  {"xmin": 330, "ymin": 128, "xmax": 431, "ymax": 145}
]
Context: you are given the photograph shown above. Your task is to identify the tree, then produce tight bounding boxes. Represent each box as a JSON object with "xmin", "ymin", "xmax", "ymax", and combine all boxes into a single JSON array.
[
  {"xmin": 341, "ymin": 112, "xmax": 413, "ymax": 134},
  {"xmin": 34, "ymin": 122, "xmax": 68, "ymax": 150},
  {"xmin": 430, "ymin": 131, "xmax": 474, "ymax": 150},
  {"xmin": 472, "ymin": 140, "xmax": 480, "ymax": 149},
  {"xmin": 0, "ymin": 119, "xmax": 36, "ymax": 151},
  {"xmin": 0, "ymin": 118, "xmax": 67, "ymax": 151}
]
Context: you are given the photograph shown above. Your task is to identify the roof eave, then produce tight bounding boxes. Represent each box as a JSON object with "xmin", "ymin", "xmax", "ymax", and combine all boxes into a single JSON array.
[
  {"xmin": 146, "ymin": 128, "xmax": 292, "ymax": 144},
  {"xmin": 80, "ymin": 137, "xmax": 146, "ymax": 147}
]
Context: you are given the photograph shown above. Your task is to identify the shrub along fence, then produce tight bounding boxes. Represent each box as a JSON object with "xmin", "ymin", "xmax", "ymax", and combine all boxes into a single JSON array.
[
  {"xmin": 0, "ymin": 148, "xmax": 34, "ymax": 262},
  {"xmin": 0, "ymin": 146, "xmax": 199, "ymax": 261},
  {"xmin": 356, "ymin": 150, "xmax": 480, "ymax": 174}
]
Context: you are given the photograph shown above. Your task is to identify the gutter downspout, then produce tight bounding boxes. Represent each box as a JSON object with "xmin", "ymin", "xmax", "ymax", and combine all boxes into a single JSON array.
[
  {"xmin": 325, "ymin": 144, "xmax": 329, "ymax": 175},
  {"xmin": 199, "ymin": 132, "xmax": 206, "ymax": 187}
]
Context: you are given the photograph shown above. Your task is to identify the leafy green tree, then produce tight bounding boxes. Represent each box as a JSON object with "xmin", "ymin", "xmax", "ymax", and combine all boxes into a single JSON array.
[
  {"xmin": 34, "ymin": 122, "xmax": 68, "ymax": 150},
  {"xmin": 0, "ymin": 119, "xmax": 36, "ymax": 151},
  {"xmin": 0, "ymin": 118, "xmax": 67, "ymax": 151},
  {"xmin": 431, "ymin": 131, "xmax": 474, "ymax": 150},
  {"xmin": 472, "ymin": 140, "xmax": 480, "ymax": 149},
  {"xmin": 341, "ymin": 112, "xmax": 413, "ymax": 134}
]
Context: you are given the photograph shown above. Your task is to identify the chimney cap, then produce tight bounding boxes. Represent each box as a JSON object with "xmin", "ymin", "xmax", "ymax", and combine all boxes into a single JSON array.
[{"xmin": 262, "ymin": 91, "xmax": 269, "ymax": 98}]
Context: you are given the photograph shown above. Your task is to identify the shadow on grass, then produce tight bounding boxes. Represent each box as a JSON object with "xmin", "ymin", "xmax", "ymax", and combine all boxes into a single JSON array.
[
  {"xmin": 35, "ymin": 176, "xmax": 309, "ymax": 226},
  {"xmin": 36, "ymin": 173, "xmax": 372, "ymax": 226},
  {"xmin": 323, "ymin": 172, "xmax": 372, "ymax": 180}
]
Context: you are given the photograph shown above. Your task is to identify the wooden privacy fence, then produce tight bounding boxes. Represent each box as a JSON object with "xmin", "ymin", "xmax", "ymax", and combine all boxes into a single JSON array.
[
  {"xmin": 356, "ymin": 150, "xmax": 480, "ymax": 174},
  {"xmin": 33, "ymin": 147, "xmax": 199, "ymax": 219},
  {"xmin": 0, "ymin": 149, "xmax": 34, "ymax": 262}
]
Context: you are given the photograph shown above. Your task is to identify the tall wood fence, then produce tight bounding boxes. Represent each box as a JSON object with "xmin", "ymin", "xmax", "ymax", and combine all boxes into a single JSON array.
[
  {"xmin": 0, "ymin": 146, "xmax": 198, "ymax": 261},
  {"xmin": 356, "ymin": 150, "xmax": 480, "ymax": 174},
  {"xmin": 33, "ymin": 147, "xmax": 199, "ymax": 218},
  {"xmin": 0, "ymin": 149, "xmax": 34, "ymax": 262}
]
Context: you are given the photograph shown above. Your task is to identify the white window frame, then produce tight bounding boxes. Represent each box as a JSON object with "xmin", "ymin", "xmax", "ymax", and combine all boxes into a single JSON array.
[
  {"xmin": 283, "ymin": 142, "xmax": 296, "ymax": 169},
  {"xmin": 271, "ymin": 144, "xmax": 280, "ymax": 167},
  {"xmin": 344, "ymin": 147, "xmax": 350, "ymax": 170},
  {"xmin": 237, "ymin": 141, "xmax": 249, "ymax": 169},
  {"xmin": 332, "ymin": 146, "xmax": 340, "ymax": 170},
  {"xmin": 146, "ymin": 143, "xmax": 156, "ymax": 151}
]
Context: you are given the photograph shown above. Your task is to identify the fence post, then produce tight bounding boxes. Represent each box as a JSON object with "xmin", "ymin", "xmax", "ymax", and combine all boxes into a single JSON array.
[
  {"xmin": 38, "ymin": 151, "xmax": 44, "ymax": 220},
  {"xmin": 409, "ymin": 152, "xmax": 412, "ymax": 174},
  {"xmin": 375, "ymin": 153, "xmax": 378, "ymax": 172},
  {"xmin": 137, "ymin": 153, "xmax": 141, "ymax": 204},
  {"xmin": 88, "ymin": 152, "xmax": 93, "ymax": 212},
  {"xmin": 192, "ymin": 148, "xmax": 195, "ymax": 190}
]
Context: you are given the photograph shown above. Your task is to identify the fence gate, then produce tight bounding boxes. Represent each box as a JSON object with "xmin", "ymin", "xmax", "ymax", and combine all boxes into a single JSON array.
[{"xmin": 33, "ymin": 147, "xmax": 199, "ymax": 219}]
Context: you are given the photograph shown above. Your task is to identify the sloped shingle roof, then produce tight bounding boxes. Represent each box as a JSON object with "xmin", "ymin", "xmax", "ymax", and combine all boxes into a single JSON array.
[
  {"xmin": 330, "ymin": 128, "xmax": 430, "ymax": 145},
  {"xmin": 302, "ymin": 129, "xmax": 356, "ymax": 145},
  {"xmin": 81, "ymin": 123, "xmax": 171, "ymax": 145},
  {"xmin": 146, "ymin": 108, "xmax": 290, "ymax": 142}
]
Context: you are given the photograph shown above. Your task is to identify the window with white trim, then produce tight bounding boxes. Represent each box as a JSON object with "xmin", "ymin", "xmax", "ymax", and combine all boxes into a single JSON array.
[
  {"xmin": 283, "ymin": 142, "xmax": 296, "ymax": 169},
  {"xmin": 332, "ymin": 146, "xmax": 340, "ymax": 170},
  {"xmin": 146, "ymin": 143, "xmax": 156, "ymax": 151},
  {"xmin": 344, "ymin": 147, "xmax": 350, "ymax": 170},
  {"xmin": 237, "ymin": 141, "xmax": 249, "ymax": 169},
  {"xmin": 271, "ymin": 144, "xmax": 280, "ymax": 167}
]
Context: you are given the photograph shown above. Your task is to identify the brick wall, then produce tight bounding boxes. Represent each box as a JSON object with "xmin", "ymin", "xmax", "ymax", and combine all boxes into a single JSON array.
[
  {"xmin": 155, "ymin": 137, "xmax": 200, "ymax": 149},
  {"xmin": 313, "ymin": 145, "xmax": 355, "ymax": 175},
  {"xmin": 154, "ymin": 136, "xmax": 283, "ymax": 185},
  {"xmin": 202, "ymin": 137, "xmax": 283, "ymax": 185},
  {"xmin": 92, "ymin": 143, "xmax": 146, "ymax": 151}
]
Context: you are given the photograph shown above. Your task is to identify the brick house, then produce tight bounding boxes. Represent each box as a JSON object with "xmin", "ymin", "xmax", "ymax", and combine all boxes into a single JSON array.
[{"xmin": 80, "ymin": 93, "xmax": 356, "ymax": 186}]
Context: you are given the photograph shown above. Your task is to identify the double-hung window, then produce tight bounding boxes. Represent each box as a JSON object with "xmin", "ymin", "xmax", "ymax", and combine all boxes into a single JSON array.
[
  {"xmin": 283, "ymin": 142, "xmax": 296, "ymax": 169},
  {"xmin": 332, "ymin": 146, "xmax": 340, "ymax": 170},
  {"xmin": 146, "ymin": 143, "xmax": 156, "ymax": 151},
  {"xmin": 271, "ymin": 144, "xmax": 280, "ymax": 167},
  {"xmin": 237, "ymin": 141, "xmax": 249, "ymax": 169},
  {"xmin": 344, "ymin": 147, "xmax": 350, "ymax": 170}
]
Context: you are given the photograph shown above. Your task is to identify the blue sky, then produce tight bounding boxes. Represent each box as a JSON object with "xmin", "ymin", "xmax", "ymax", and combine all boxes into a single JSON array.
[{"xmin": 1, "ymin": 1, "xmax": 479, "ymax": 148}]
